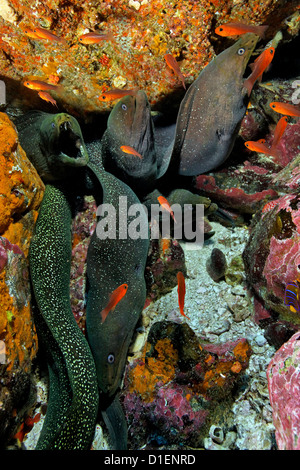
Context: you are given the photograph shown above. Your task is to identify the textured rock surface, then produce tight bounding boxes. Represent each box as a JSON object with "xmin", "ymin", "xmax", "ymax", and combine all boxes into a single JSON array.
[
  {"xmin": 0, "ymin": 0, "xmax": 299, "ymax": 117},
  {"xmin": 243, "ymin": 194, "xmax": 300, "ymax": 326},
  {"xmin": 267, "ymin": 331, "xmax": 300, "ymax": 450},
  {"xmin": 123, "ymin": 321, "xmax": 252, "ymax": 448}
]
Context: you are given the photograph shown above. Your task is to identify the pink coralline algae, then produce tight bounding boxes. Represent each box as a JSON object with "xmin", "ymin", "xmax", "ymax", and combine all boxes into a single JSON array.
[
  {"xmin": 267, "ymin": 331, "xmax": 300, "ymax": 450},
  {"xmin": 243, "ymin": 194, "xmax": 300, "ymax": 326},
  {"xmin": 122, "ymin": 321, "xmax": 252, "ymax": 448},
  {"xmin": 195, "ymin": 173, "xmax": 278, "ymax": 214},
  {"xmin": 70, "ymin": 196, "xmax": 97, "ymax": 331}
]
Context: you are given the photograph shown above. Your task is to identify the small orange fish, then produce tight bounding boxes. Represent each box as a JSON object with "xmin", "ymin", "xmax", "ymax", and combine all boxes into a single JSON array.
[
  {"xmin": 100, "ymin": 284, "xmax": 128, "ymax": 323},
  {"xmin": 244, "ymin": 140, "xmax": 278, "ymax": 157},
  {"xmin": 78, "ymin": 31, "xmax": 114, "ymax": 44},
  {"xmin": 33, "ymin": 27, "xmax": 66, "ymax": 44},
  {"xmin": 177, "ymin": 271, "xmax": 190, "ymax": 320},
  {"xmin": 98, "ymin": 89, "xmax": 138, "ymax": 102},
  {"xmin": 157, "ymin": 196, "xmax": 176, "ymax": 223},
  {"xmin": 271, "ymin": 116, "xmax": 288, "ymax": 149},
  {"xmin": 244, "ymin": 47, "xmax": 275, "ymax": 96},
  {"xmin": 120, "ymin": 145, "xmax": 143, "ymax": 159},
  {"xmin": 38, "ymin": 91, "xmax": 58, "ymax": 107},
  {"xmin": 14, "ymin": 413, "xmax": 41, "ymax": 443},
  {"xmin": 215, "ymin": 22, "xmax": 268, "ymax": 38},
  {"xmin": 24, "ymin": 80, "xmax": 61, "ymax": 91},
  {"xmin": 164, "ymin": 53, "xmax": 186, "ymax": 90},
  {"xmin": 23, "ymin": 28, "xmax": 41, "ymax": 39},
  {"xmin": 270, "ymin": 102, "xmax": 300, "ymax": 117}
]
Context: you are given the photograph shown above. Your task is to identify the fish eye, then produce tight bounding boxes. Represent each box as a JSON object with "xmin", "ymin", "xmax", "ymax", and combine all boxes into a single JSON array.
[
  {"xmin": 219, "ymin": 27, "xmax": 223, "ymax": 31},
  {"xmin": 238, "ymin": 48, "xmax": 245, "ymax": 55},
  {"xmin": 51, "ymin": 122, "xmax": 55, "ymax": 128},
  {"xmin": 101, "ymin": 95, "xmax": 106, "ymax": 100},
  {"xmin": 107, "ymin": 353, "xmax": 115, "ymax": 364},
  {"xmin": 121, "ymin": 104, "xmax": 127, "ymax": 111}
]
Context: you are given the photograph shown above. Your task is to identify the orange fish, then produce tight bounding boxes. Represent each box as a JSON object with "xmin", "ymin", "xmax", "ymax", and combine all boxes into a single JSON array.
[
  {"xmin": 177, "ymin": 271, "xmax": 190, "ymax": 320},
  {"xmin": 157, "ymin": 196, "xmax": 176, "ymax": 223},
  {"xmin": 100, "ymin": 284, "xmax": 128, "ymax": 323},
  {"xmin": 270, "ymin": 102, "xmax": 300, "ymax": 117},
  {"xmin": 215, "ymin": 22, "xmax": 268, "ymax": 38},
  {"xmin": 98, "ymin": 88, "xmax": 138, "ymax": 102},
  {"xmin": 271, "ymin": 116, "xmax": 288, "ymax": 149},
  {"xmin": 33, "ymin": 27, "xmax": 66, "ymax": 44},
  {"xmin": 164, "ymin": 53, "xmax": 186, "ymax": 90},
  {"xmin": 244, "ymin": 140, "xmax": 278, "ymax": 157},
  {"xmin": 23, "ymin": 28, "xmax": 41, "ymax": 39},
  {"xmin": 14, "ymin": 413, "xmax": 41, "ymax": 443},
  {"xmin": 24, "ymin": 80, "xmax": 61, "ymax": 91},
  {"xmin": 244, "ymin": 47, "xmax": 275, "ymax": 96},
  {"xmin": 38, "ymin": 91, "xmax": 58, "ymax": 107},
  {"xmin": 78, "ymin": 31, "xmax": 114, "ymax": 44},
  {"xmin": 120, "ymin": 145, "xmax": 143, "ymax": 159}
]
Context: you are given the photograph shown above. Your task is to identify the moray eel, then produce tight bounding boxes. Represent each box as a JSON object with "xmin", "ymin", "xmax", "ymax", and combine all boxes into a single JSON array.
[
  {"xmin": 170, "ymin": 33, "xmax": 259, "ymax": 176},
  {"xmin": 100, "ymin": 90, "xmax": 158, "ymax": 194},
  {"xmin": 29, "ymin": 184, "xmax": 99, "ymax": 449},
  {"xmin": 18, "ymin": 111, "xmax": 99, "ymax": 449},
  {"xmin": 86, "ymin": 159, "xmax": 149, "ymax": 449},
  {"xmin": 15, "ymin": 111, "xmax": 89, "ymax": 182}
]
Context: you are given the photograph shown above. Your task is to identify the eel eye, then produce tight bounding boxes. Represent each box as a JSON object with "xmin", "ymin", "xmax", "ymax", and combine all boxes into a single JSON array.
[
  {"xmin": 121, "ymin": 104, "xmax": 127, "ymax": 111},
  {"xmin": 107, "ymin": 353, "xmax": 115, "ymax": 364},
  {"xmin": 238, "ymin": 48, "xmax": 245, "ymax": 55}
]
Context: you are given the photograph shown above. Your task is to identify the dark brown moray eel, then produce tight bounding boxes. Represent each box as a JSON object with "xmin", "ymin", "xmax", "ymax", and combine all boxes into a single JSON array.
[
  {"xmin": 86, "ymin": 157, "xmax": 149, "ymax": 449},
  {"xmin": 99, "ymin": 90, "xmax": 172, "ymax": 195},
  {"xmin": 169, "ymin": 33, "xmax": 259, "ymax": 176}
]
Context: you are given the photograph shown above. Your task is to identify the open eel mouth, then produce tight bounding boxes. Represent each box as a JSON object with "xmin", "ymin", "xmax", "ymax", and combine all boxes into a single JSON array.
[{"xmin": 57, "ymin": 119, "xmax": 89, "ymax": 167}]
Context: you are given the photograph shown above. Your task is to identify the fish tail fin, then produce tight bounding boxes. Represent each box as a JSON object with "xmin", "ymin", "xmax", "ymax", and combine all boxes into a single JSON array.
[
  {"xmin": 100, "ymin": 307, "xmax": 109, "ymax": 323},
  {"xmin": 107, "ymin": 32, "xmax": 116, "ymax": 43},
  {"xmin": 270, "ymin": 144, "xmax": 280, "ymax": 161},
  {"xmin": 257, "ymin": 25, "xmax": 269, "ymax": 38},
  {"xmin": 243, "ymin": 75, "xmax": 255, "ymax": 96}
]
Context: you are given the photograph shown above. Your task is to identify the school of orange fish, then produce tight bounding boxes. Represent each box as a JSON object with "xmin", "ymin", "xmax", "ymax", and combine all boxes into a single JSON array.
[
  {"xmin": 20, "ymin": 21, "xmax": 300, "ymax": 327},
  {"xmin": 11, "ymin": 18, "xmax": 300, "ymax": 443}
]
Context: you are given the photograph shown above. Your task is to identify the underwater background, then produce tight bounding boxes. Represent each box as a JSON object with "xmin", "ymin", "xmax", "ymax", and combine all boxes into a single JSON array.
[{"xmin": 0, "ymin": 0, "xmax": 300, "ymax": 451}]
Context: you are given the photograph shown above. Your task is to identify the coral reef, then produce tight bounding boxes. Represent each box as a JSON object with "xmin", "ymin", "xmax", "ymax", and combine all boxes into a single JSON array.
[
  {"xmin": 0, "ymin": 0, "xmax": 299, "ymax": 117},
  {"xmin": 123, "ymin": 321, "xmax": 252, "ymax": 448},
  {"xmin": 145, "ymin": 237, "xmax": 186, "ymax": 303},
  {"xmin": 267, "ymin": 331, "xmax": 300, "ymax": 450},
  {"xmin": 243, "ymin": 194, "xmax": 300, "ymax": 327},
  {"xmin": 0, "ymin": 113, "xmax": 43, "ymax": 446}
]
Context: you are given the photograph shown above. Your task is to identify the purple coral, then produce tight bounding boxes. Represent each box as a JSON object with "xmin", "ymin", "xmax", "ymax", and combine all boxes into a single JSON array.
[{"xmin": 150, "ymin": 384, "xmax": 209, "ymax": 441}]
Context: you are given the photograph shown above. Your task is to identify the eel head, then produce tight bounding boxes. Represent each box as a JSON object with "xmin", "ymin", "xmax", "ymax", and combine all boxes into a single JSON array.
[{"xmin": 40, "ymin": 113, "xmax": 89, "ymax": 180}]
